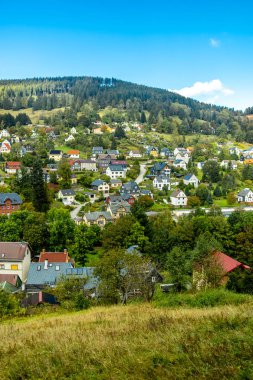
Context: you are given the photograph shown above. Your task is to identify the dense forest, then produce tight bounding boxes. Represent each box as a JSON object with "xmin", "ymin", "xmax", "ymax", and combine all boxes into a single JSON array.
[{"xmin": 1, "ymin": 76, "xmax": 253, "ymax": 141}]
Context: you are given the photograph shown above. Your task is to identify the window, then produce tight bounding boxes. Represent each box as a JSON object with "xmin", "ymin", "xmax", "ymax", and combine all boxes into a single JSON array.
[
  {"xmin": 55, "ymin": 265, "xmax": 60, "ymax": 271},
  {"xmin": 0, "ymin": 264, "xmax": 5, "ymax": 269},
  {"xmin": 11, "ymin": 264, "xmax": 18, "ymax": 270},
  {"xmin": 152, "ymin": 276, "xmax": 156, "ymax": 283}
]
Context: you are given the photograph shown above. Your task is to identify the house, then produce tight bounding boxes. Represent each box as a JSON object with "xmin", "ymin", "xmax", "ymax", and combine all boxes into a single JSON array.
[
  {"xmin": 220, "ymin": 160, "xmax": 238, "ymax": 170},
  {"xmin": 140, "ymin": 189, "xmax": 154, "ymax": 198},
  {"xmin": 106, "ymin": 164, "xmax": 127, "ymax": 179},
  {"xmin": 146, "ymin": 146, "xmax": 159, "ymax": 157},
  {"xmin": 107, "ymin": 201, "xmax": 131, "ymax": 220},
  {"xmin": 110, "ymin": 179, "xmax": 122, "ymax": 188},
  {"xmin": 175, "ymin": 151, "xmax": 190, "ymax": 164},
  {"xmin": 0, "ymin": 140, "xmax": 11, "ymax": 154},
  {"xmin": 68, "ymin": 150, "xmax": 80, "ymax": 159},
  {"xmin": 111, "ymin": 160, "xmax": 127, "ymax": 169},
  {"xmin": 91, "ymin": 179, "xmax": 110, "ymax": 195},
  {"xmin": 173, "ymin": 159, "xmax": 187, "ymax": 170},
  {"xmin": 70, "ymin": 127, "xmax": 77, "ymax": 135},
  {"xmin": 83, "ymin": 211, "xmax": 112, "ymax": 227},
  {"xmin": 153, "ymin": 175, "xmax": 171, "ymax": 190},
  {"xmin": 120, "ymin": 181, "xmax": 140, "ymax": 196},
  {"xmin": 183, "ymin": 174, "xmax": 199, "ymax": 188},
  {"xmin": 150, "ymin": 162, "xmax": 171, "ymax": 176},
  {"xmin": 58, "ymin": 189, "xmax": 76, "ymax": 205},
  {"xmin": 196, "ymin": 162, "xmax": 205, "ymax": 170},
  {"xmin": 0, "ymin": 242, "xmax": 31, "ymax": 285},
  {"xmin": 160, "ymin": 148, "xmax": 172, "ymax": 158},
  {"xmin": 85, "ymin": 192, "xmax": 98, "ymax": 203},
  {"xmin": 106, "ymin": 194, "xmax": 136, "ymax": 205},
  {"xmin": 128, "ymin": 150, "xmax": 142, "ymax": 158},
  {"xmin": 65, "ymin": 134, "xmax": 75, "ymax": 142},
  {"xmin": 26, "ymin": 262, "xmax": 73, "ymax": 292},
  {"xmin": 71, "ymin": 174, "xmax": 77, "ymax": 185},
  {"xmin": 229, "ymin": 146, "xmax": 241, "ymax": 157},
  {"xmin": 0, "ymin": 273, "xmax": 22, "ymax": 293},
  {"xmin": 193, "ymin": 251, "xmax": 250, "ymax": 289},
  {"xmin": 0, "ymin": 129, "xmax": 10, "ymax": 139},
  {"xmin": 79, "ymin": 160, "xmax": 97, "ymax": 171},
  {"xmin": 237, "ymin": 188, "xmax": 253, "ymax": 203},
  {"xmin": 0, "ymin": 193, "xmax": 22, "ymax": 214},
  {"xmin": 49, "ymin": 150, "xmax": 63, "ymax": 162},
  {"xmin": 92, "ymin": 146, "xmax": 103, "ymax": 156},
  {"xmin": 106, "ymin": 149, "xmax": 119, "ymax": 156},
  {"xmin": 5, "ymin": 161, "xmax": 21, "ymax": 174},
  {"xmin": 170, "ymin": 189, "xmax": 187, "ymax": 206},
  {"xmin": 39, "ymin": 249, "xmax": 73, "ymax": 263}
]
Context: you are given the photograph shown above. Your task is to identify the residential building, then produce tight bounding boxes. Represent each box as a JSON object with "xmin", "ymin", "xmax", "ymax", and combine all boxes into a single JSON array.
[
  {"xmin": 120, "ymin": 181, "xmax": 140, "ymax": 196},
  {"xmin": 5, "ymin": 161, "xmax": 21, "ymax": 174},
  {"xmin": 183, "ymin": 174, "xmax": 199, "ymax": 188},
  {"xmin": 173, "ymin": 159, "xmax": 187, "ymax": 170},
  {"xmin": 79, "ymin": 160, "xmax": 97, "ymax": 171},
  {"xmin": 0, "ymin": 140, "xmax": 11, "ymax": 154},
  {"xmin": 0, "ymin": 193, "xmax": 22, "ymax": 214},
  {"xmin": 153, "ymin": 175, "xmax": 171, "ymax": 190},
  {"xmin": 83, "ymin": 211, "xmax": 112, "ymax": 227},
  {"xmin": 128, "ymin": 150, "xmax": 142, "ymax": 158},
  {"xmin": 49, "ymin": 150, "xmax": 63, "ymax": 162},
  {"xmin": 106, "ymin": 164, "xmax": 127, "ymax": 179},
  {"xmin": 146, "ymin": 146, "xmax": 159, "ymax": 157},
  {"xmin": 26, "ymin": 262, "xmax": 73, "ymax": 292},
  {"xmin": 220, "ymin": 160, "xmax": 238, "ymax": 170},
  {"xmin": 58, "ymin": 189, "xmax": 76, "ymax": 205},
  {"xmin": 150, "ymin": 162, "xmax": 171, "ymax": 176},
  {"xmin": 68, "ymin": 150, "xmax": 80, "ymax": 159},
  {"xmin": 39, "ymin": 249, "xmax": 72, "ymax": 263},
  {"xmin": 170, "ymin": 189, "xmax": 187, "ymax": 206},
  {"xmin": 92, "ymin": 146, "xmax": 103, "ymax": 156},
  {"xmin": 65, "ymin": 134, "xmax": 75, "ymax": 142},
  {"xmin": 237, "ymin": 188, "xmax": 253, "ymax": 203},
  {"xmin": 107, "ymin": 201, "xmax": 131, "ymax": 220},
  {"xmin": 91, "ymin": 179, "xmax": 110, "ymax": 195},
  {"xmin": 160, "ymin": 148, "xmax": 172, "ymax": 158},
  {"xmin": 110, "ymin": 179, "xmax": 122, "ymax": 188},
  {"xmin": 0, "ymin": 242, "xmax": 31, "ymax": 285},
  {"xmin": 0, "ymin": 129, "xmax": 10, "ymax": 139}
]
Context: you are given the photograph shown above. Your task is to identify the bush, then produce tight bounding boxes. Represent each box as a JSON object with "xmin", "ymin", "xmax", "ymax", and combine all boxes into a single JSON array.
[
  {"xmin": 153, "ymin": 288, "xmax": 252, "ymax": 308},
  {"xmin": 0, "ymin": 290, "xmax": 23, "ymax": 318}
]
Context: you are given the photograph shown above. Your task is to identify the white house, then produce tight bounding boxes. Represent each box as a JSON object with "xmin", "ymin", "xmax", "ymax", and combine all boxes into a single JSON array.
[
  {"xmin": 58, "ymin": 189, "xmax": 76, "ymax": 205},
  {"xmin": 68, "ymin": 150, "xmax": 80, "ymax": 159},
  {"xmin": 91, "ymin": 179, "xmax": 110, "ymax": 196},
  {"xmin": 170, "ymin": 189, "xmax": 187, "ymax": 206},
  {"xmin": 106, "ymin": 164, "xmax": 127, "ymax": 179},
  {"xmin": 0, "ymin": 129, "xmax": 10, "ymax": 139},
  {"xmin": 128, "ymin": 150, "xmax": 142, "ymax": 158},
  {"xmin": 237, "ymin": 188, "xmax": 253, "ymax": 203},
  {"xmin": 0, "ymin": 140, "xmax": 11, "ymax": 154},
  {"xmin": 220, "ymin": 160, "xmax": 238, "ymax": 170},
  {"xmin": 183, "ymin": 174, "xmax": 199, "ymax": 188},
  {"xmin": 153, "ymin": 175, "xmax": 171, "ymax": 190},
  {"xmin": 173, "ymin": 159, "xmax": 187, "ymax": 170},
  {"xmin": 49, "ymin": 150, "xmax": 63, "ymax": 162},
  {"xmin": 0, "ymin": 242, "xmax": 31, "ymax": 285},
  {"xmin": 65, "ymin": 134, "xmax": 75, "ymax": 142},
  {"xmin": 70, "ymin": 127, "xmax": 77, "ymax": 135}
]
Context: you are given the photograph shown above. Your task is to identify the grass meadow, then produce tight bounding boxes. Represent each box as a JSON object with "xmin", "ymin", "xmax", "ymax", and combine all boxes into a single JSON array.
[{"xmin": 0, "ymin": 291, "xmax": 253, "ymax": 380}]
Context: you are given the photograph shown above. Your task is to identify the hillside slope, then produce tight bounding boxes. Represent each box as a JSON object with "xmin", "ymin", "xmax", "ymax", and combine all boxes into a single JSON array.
[{"xmin": 1, "ymin": 302, "xmax": 253, "ymax": 379}]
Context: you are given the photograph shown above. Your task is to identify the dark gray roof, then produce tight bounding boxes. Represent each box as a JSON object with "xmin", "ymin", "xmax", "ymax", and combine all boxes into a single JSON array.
[
  {"xmin": 0, "ymin": 193, "xmax": 22, "ymax": 205},
  {"xmin": 91, "ymin": 179, "xmax": 105, "ymax": 187},
  {"xmin": 59, "ymin": 189, "xmax": 75, "ymax": 196},
  {"xmin": 108, "ymin": 164, "xmax": 125, "ymax": 171},
  {"xmin": 109, "ymin": 201, "xmax": 131, "ymax": 215},
  {"xmin": 84, "ymin": 211, "xmax": 112, "ymax": 222},
  {"xmin": 238, "ymin": 188, "xmax": 252, "ymax": 197},
  {"xmin": 26, "ymin": 263, "xmax": 73, "ymax": 286},
  {"xmin": 49, "ymin": 150, "xmax": 62, "ymax": 155}
]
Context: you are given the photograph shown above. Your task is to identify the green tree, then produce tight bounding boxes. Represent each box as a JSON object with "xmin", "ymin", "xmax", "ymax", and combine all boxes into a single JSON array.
[
  {"xmin": 31, "ymin": 158, "xmax": 50, "ymax": 212},
  {"xmin": 114, "ymin": 126, "xmax": 126, "ymax": 139},
  {"xmin": 47, "ymin": 208, "xmax": 75, "ymax": 251},
  {"xmin": 57, "ymin": 159, "xmax": 72, "ymax": 189},
  {"xmin": 71, "ymin": 224, "xmax": 101, "ymax": 265},
  {"xmin": 202, "ymin": 160, "xmax": 221, "ymax": 183},
  {"xmin": 167, "ymin": 246, "xmax": 191, "ymax": 291}
]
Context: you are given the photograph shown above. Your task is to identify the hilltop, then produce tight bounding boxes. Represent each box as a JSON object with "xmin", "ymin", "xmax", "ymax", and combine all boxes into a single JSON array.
[{"xmin": 0, "ymin": 296, "xmax": 253, "ymax": 380}]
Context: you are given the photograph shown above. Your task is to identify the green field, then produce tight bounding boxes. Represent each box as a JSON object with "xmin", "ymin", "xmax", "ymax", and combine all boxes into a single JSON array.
[
  {"xmin": 0, "ymin": 107, "xmax": 66, "ymax": 124},
  {"xmin": 1, "ymin": 290, "xmax": 252, "ymax": 379}
]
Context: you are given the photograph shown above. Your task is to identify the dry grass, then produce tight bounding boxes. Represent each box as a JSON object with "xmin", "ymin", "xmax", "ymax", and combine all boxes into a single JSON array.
[{"xmin": 0, "ymin": 302, "xmax": 253, "ymax": 379}]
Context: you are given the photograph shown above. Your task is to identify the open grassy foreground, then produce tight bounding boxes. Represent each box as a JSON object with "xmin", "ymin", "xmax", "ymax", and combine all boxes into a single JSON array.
[{"xmin": 1, "ymin": 297, "xmax": 253, "ymax": 380}]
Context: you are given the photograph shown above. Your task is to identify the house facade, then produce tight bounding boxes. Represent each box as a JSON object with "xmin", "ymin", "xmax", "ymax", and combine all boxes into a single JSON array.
[
  {"xmin": 237, "ymin": 188, "xmax": 253, "ymax": 203},
  {"xmin": 0, "ymin": 242, "xmax": 31, "ymax": 285},
  {"xmin": 91, "ymin": 179, "xmax": 110, "ymax": 195},
  {"xmin": 153, "ymin": 175, "xmax": 171, "ymax": 190},
  {"xmin": 58, "ymin": 189, "xmax": 76, "ymax": 205},
  {"xmin": 49, "ymin": 150, "xmax": 63, "ymax": 161},
  {"xmin": 83, "ymin": 211, "xmax": 112, "ymax": 227},
  {"xmin": 0, "ymin": 193, "xmax": 22, "ymax": 215},
  {"xmin": 183, "ymin": 174, "xmax": 199, "ymax": 188},
  {"xmin": 106, "ymin": 164, "xmax": 127, "ymax": 179},
  {"xmin": 5, "ymin": 161, "xmax": 21, "ymax": 174},
  {"xmin": 170, "ymin": 189, "xmax": 187, "ymax": 206}
]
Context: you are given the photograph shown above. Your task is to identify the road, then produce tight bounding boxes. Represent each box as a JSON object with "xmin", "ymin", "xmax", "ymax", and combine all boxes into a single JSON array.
[
  {"xmin": 135, "ymin": 163, "xmax": 148, "ymax": 184},
  {"xmin": 70, "ymin": 202, "xmax": 87, "ymax": 220}
]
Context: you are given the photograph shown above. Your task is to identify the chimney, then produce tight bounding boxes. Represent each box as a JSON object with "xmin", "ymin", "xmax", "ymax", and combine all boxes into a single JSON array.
[
  {"xmin": 44, "ymin": 259, "xmax": 48, "ymax": 270},
  {"xmin": 64, "ymin": 249, "xmax": 67, "ymax": 255}
]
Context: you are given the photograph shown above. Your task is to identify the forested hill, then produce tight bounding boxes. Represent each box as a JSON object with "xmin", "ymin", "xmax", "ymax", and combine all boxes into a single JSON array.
[{"xmin": 0, "ymin": 76, "xmax": 252, "ymax": 140}]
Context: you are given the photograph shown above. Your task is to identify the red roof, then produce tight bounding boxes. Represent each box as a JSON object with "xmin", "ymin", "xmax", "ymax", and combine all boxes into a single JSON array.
[
  {"xmin": 39, "ymin": 251, "xmax": 71, "ymax": 263},
  {"xmin": 214, "ymin": 251, "xmax": 250, "ymax": 274},
  {"xmin": 6, "ymin": 161, "xmax": 21, "ymax": 167},
  {"xmin": 68, "ymin": 150, "xmax": 80, "ymax": 155}
]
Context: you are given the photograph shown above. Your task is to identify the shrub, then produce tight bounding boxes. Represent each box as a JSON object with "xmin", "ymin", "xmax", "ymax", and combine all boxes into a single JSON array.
[{"xmin": 0, "ymin": 290, "xmax": 23, "ymax": 318}]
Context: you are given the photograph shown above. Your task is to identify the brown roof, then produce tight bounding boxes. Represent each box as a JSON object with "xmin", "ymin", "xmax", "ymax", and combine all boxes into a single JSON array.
[
  {"xmin": 0, "ymin": 242, "xmax": 30, "ymax": 261},
  {"xmin": 39, "ymin": 250, "xmax": 71, "ymax": 263},
  {"xmin": 0, "ymin": 274, "xmax": 20, "ymax": 286}
]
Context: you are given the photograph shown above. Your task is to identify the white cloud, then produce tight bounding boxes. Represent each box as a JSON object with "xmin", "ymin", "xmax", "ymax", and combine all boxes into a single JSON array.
[
  {"xmin": 172, "ymin": 79, "xmax": 234, "ymax": 99},
  {"xmin": 210, "ymin": 38, "xmax": 220, "ymax": 48}
]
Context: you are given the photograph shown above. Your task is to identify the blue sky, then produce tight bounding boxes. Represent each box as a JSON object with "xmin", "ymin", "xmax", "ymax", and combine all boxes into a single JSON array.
[{"xmin": 1, "ymin": 0, "xmax": 253, "ymax": 110}]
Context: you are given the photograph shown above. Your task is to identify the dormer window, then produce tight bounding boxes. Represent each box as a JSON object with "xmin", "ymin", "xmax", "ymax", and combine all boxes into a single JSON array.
[
  {"xmin": 37, "ymin": 265, "xmax": 41, "ymax": 271},
  {"xmin": 55, "ymin": 265, "xmax": 60, "ymax": 271}
]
